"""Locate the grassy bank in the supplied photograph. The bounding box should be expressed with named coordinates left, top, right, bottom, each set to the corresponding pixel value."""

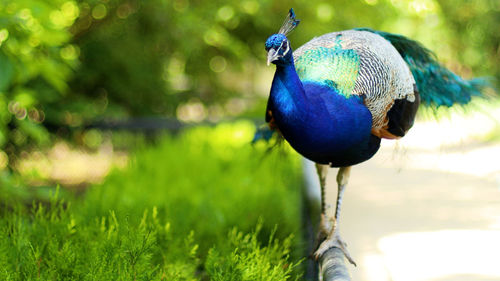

left=0, top=122, right=305, bottom=280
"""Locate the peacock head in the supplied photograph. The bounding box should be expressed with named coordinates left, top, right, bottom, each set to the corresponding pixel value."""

left=265, top=8, right=300, bottom=66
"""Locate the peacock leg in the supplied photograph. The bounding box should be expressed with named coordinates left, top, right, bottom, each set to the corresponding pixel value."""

left=315, top=163, right=331, bottom=245
left=314, top=166, right=356, bottom=266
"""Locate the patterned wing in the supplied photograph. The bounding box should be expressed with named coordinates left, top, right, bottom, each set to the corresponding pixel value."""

left=293, top=30, right=417, bottom=135
left=356, top=28, right=487, bottom=107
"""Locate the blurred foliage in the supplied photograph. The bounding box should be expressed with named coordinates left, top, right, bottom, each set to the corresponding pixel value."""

left=436, top=0, right=500, bottom=81
left=0, top=0, right=499, bottom=169
left=0, top=0, right=79, bottom=162
left=0, top=122, right=304, bottom=279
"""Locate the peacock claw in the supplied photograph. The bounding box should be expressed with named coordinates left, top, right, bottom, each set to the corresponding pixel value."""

left=313, top=230, right=357, bottom=266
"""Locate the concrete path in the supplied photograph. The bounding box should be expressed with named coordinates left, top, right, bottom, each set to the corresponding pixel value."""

left=305, top=116, right=500, bottom=281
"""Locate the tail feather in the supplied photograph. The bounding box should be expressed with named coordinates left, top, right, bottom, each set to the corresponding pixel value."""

left=355, top=28, right=488, bottom=107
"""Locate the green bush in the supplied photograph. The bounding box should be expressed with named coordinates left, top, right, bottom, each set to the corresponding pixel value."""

left=0, top=122, right=305, bottom=280
left=0, top=0, right=79, bottom=153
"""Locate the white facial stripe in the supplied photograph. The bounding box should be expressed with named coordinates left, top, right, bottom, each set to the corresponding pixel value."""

left=276, top=40, right=290, bottom=57
left=277, top=40, right=285, bottom=51
left=282, top=41, right=290, bottom=56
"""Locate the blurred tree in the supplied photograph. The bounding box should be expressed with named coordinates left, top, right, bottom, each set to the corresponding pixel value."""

left=0, top=0, right=79, bottom=166
left=435, top=0, right=500, bottom=83
left=68, top=0, right=276, bottom=119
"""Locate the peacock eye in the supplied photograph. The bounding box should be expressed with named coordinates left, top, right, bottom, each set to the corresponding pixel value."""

left=277, top=40, right=286, bottom=50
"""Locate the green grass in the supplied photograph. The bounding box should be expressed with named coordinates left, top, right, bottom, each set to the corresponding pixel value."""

left=0, top=121, right=305, bottom=280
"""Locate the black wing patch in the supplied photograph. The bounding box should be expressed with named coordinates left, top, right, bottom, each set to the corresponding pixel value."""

left=386, top=84, right=420, bottom=137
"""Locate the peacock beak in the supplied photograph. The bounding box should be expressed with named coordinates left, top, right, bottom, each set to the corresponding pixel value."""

left=267, top=49, right=280, bottom=66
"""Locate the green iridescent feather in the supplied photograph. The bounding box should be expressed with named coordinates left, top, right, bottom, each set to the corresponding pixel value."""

left=356, top=28, right=487, bottom=107
left=295, top=44, right=360, bottom=98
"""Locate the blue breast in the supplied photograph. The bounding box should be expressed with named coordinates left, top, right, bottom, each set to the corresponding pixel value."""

left=270, top=78, right=380, bottom=167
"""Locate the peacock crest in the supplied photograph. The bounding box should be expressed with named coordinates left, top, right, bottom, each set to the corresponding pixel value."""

left=278, top=8, right=300, bottom=36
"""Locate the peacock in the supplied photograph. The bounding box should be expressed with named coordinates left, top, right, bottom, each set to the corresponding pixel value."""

left=263, top=9, right=486, bottom=264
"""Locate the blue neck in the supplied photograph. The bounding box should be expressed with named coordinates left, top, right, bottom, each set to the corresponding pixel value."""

left=270, top=62, right=308, bottom=124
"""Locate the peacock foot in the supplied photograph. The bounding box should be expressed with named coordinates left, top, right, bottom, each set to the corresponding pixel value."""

left=313, top=228, right=357, bottom=266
